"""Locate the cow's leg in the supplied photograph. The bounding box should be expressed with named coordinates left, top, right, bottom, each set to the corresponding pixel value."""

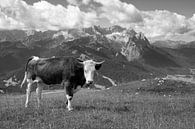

left=25, top=79, right=33, bottom=108
left=66, top=94, right=73, bottom=111
left=36, top=82, right=42, bottom=108
left=64, top=81, right=74, bottom=111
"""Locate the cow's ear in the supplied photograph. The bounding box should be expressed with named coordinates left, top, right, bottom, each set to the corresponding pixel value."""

left=76, top=58, right=84, bottom=64
left=95, top=61, right=104, bottom=70
left=95, top=64, right=102, bottom=70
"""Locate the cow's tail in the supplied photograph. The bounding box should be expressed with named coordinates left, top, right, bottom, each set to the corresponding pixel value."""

left=20, top=56, right=35, bottom=88
left=20, top=72, right=27, bottom=88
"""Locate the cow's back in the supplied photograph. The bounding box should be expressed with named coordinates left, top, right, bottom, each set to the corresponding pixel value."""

left=29, top=57, right=84, bottom=85
left=35, top=57, right=65, bottom=84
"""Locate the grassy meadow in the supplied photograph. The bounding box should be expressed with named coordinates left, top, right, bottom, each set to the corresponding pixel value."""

left=0, top=79, right=195, bottom=129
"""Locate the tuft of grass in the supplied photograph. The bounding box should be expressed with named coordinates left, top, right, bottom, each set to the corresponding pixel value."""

left=137, top=79, right=195, bottom=95
left=0, top=80, right=195, bottom=129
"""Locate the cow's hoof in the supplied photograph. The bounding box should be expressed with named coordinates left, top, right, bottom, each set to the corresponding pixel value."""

left=68, top=107, right=73, bottom=111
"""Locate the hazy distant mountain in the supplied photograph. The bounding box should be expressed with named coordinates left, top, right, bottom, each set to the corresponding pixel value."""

left=152, top=40, right=187, bottom=49
left=180, top=41, right=195, bottom=48
left=0, top=26, right=189, bottom=68
left=0, top=30, right=26, bottom=42
left=152, top=40, right=195, bottom=68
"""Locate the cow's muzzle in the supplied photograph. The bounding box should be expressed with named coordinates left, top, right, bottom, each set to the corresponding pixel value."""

left=84, top=81, right=93, bottom=88
left=86, top=80, right=93, bottom=85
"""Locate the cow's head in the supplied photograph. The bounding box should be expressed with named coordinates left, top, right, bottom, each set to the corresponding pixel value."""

left=77, top=59, right=104, bottom=85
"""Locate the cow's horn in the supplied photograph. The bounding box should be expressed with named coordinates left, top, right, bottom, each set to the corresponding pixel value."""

left=95, top=61, right=104, bottom=64
left=77, top=58, right=84, bottom=64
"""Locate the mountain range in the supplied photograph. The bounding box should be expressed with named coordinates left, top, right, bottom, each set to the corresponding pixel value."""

left=0, top=25, right=194, bottom=93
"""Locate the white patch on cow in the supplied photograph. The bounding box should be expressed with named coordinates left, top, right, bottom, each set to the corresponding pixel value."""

left=36, top=83, right=42, bottom=108
left=80, top=59, right=104, bottom=85
left=27, top=78, right=33, bottom=83
left=66, top=95, right=73, bottom=111
left=83, top=60, right=96, bottom=84
left=25, top=80, right=33, bottom=108
left=33, top=77, right=42, bottom=83
left=32, top=56, right=39, bottom=61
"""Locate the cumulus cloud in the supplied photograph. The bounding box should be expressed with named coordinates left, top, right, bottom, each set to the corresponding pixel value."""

left=0, top=0, right=26, bottom=30
left=92, top=0, right=195, bottom=41
left=67, top=0, right=91, bottom=6
left=0, top=0, right=195, bottom=41
left=66, top=0, right=79, bottom=6
left=82, top=0, right=91, bottom=5
left=189, top=14, right=195, bottom=29
left=0, top=0, right=97, bottom=31
left=190, top=14, right=195, bottom=21
left=94, top=0, right=142, bottom=26
left=0, top=10, right=25, bottom=30
left=133, top=10, right=195, bottom=41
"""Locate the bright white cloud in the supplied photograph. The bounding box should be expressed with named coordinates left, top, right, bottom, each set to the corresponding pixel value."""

left=0, top=10, right=25, bottom=30
left=0, top=0, right=26, bottom=30
left=94, top=0, right=142, bottom=26
left=66, top=0, right=79, bottom=5
left=0, top=0, right=195, bottom=41
left=92, top=0, right=195, bottom=41
left=189, top=14, right=195, bottom=29
left=133, top=10, right=195, bottom=41
left=82, top=0, right=91, bottom=5
left=0, top=0, right=97, bottom=31
left=190, top=14, right=195, bottom=21
left=66, top=0, right=91, bottom=6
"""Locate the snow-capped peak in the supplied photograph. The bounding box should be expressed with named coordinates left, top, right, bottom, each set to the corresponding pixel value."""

left=52, top=31, right=73, bottom=39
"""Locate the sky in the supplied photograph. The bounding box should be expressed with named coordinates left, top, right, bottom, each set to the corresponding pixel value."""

left=0, top=0, right=195, bottom=41
left=124, top=0, right=195, bottom=18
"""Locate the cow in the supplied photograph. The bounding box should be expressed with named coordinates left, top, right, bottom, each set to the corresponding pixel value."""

left=20, top=56, right=104, bottom=111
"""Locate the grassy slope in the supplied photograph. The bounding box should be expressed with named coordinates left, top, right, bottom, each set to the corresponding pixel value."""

left=0, top=80, right=195, bottom=129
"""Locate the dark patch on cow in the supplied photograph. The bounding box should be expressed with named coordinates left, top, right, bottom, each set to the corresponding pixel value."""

left=26, top=57, right=86, bottom=92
